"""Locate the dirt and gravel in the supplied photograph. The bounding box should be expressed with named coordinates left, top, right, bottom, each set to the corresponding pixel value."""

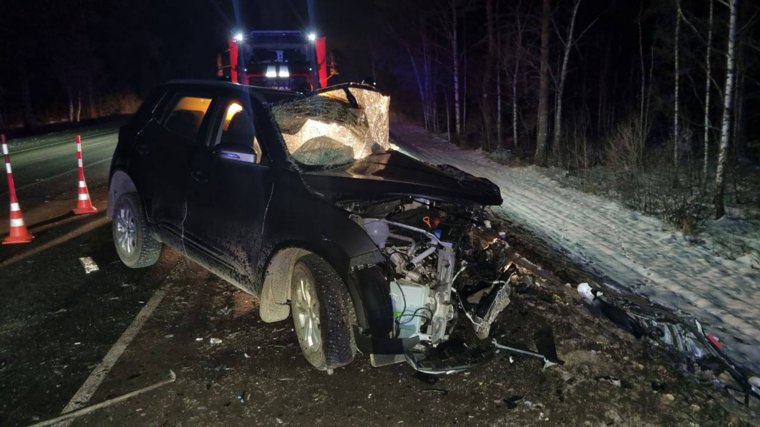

left=1, top=125, right=758, bottom=425
left=4, top=239, right=756, bottom=426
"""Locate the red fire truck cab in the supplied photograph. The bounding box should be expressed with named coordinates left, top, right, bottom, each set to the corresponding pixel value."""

left=217, top=30, right=329, bottom=92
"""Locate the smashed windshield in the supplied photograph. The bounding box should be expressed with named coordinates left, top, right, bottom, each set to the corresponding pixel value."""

left=271, top=86, right=390, bottom=168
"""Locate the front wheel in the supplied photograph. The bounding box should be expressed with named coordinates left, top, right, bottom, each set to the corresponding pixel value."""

left=291, top=254, right=356, bottom=371
left=112, top=193, right=162, bottom=268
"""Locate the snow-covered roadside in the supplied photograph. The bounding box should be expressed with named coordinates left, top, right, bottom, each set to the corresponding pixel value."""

left=391, top=120, right=760, bottom=372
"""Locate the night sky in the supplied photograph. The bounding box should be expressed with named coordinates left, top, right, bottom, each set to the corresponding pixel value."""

left=1, top=0, right=757, bottom=154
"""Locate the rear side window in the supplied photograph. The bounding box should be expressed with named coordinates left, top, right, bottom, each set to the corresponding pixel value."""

left=163, top=96, right=212, bottom=141
left=129, top=89, right=166, bottom=129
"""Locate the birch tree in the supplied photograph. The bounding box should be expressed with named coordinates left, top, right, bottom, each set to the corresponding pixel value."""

left=451, top=0, right=462, bottom=139
left=534, top=0, right=552, bottom=165
left=702, top=0, right=714, bottom=184
left=673, top=0, right=682, bottom=186
left=714, top=0, right=739, bottom=219
left=511, top=0, right=525, bottom=149
left=551, top=0, right=582, bottom=162
left=481, top=0, right=497, bottom=150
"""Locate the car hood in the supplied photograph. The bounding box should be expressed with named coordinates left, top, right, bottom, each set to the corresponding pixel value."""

left=300, top=151, right=503, bottom=206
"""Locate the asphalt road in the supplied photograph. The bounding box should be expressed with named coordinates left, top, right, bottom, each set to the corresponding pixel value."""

left=0, top=126, right=119, bottom=236
left=0, top=125, right=754, bottom=426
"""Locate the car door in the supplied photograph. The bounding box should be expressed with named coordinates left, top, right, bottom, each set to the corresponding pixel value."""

left=130, top=91, right=213, bottom=249
left=183, top=96, right=273, bottom=287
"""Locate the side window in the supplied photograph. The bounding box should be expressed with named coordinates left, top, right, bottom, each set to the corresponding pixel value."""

left=163, top=95, right=212, bottom=142
left=214, top=100, right=264, bottom=164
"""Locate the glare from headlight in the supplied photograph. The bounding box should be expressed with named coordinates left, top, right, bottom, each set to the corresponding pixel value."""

left=265, top=65, right=277, bottom=78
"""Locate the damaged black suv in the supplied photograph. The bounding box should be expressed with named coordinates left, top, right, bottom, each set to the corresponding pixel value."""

left=108, top=80, right=511, bottom=373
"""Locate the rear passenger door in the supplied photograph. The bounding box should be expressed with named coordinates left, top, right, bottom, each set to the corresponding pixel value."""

left=130, top=91, right=213, bottom=248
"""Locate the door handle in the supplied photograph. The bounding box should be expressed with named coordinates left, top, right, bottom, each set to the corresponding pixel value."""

left=191, top=170, right=208, bottom=184
left=135, top=144, right=150, bottom=155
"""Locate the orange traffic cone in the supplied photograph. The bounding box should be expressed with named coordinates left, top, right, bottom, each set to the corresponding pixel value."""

left=2, top=134, right=34, bottom=244
left=73, top=135, right=98, bottom=215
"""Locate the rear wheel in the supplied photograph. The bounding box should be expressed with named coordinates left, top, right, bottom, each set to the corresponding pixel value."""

left=112, top=193, right=162, bottom=268
left=291, top=254, right=356, bottom=371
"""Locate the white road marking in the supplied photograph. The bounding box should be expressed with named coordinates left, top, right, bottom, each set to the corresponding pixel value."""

left=59, top=268, right=179, bottom=421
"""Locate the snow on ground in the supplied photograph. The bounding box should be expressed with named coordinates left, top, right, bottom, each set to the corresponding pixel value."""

left=391, top=120, right=760, bottom=372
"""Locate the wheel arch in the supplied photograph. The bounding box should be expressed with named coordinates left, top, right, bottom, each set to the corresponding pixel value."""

left=108, top=169, right=137, bottom=219
left=258, top=239, right=353, bottom=323
left=257, top=238, right=394, bottom=349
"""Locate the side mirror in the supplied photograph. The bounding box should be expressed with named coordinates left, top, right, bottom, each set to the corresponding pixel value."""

left=214, top=143, right=257, bottom=164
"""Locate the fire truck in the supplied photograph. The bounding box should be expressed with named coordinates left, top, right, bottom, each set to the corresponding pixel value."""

left=216, top=30, right=330, bottom=92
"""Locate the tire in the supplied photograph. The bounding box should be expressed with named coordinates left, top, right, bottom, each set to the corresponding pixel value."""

left=290, top=254, right=356, bottom=371
left=112, top=193, right=162, bottom=268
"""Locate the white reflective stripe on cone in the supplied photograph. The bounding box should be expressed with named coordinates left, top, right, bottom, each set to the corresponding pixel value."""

left=78, top=159, right=83, bottom=167
left=10, top=218, right=25, bottom=227
left=78, top=194, right=90, bottom=201
left=76, top=144, right=82, bottom=152
left=5, top=163, right=11, bottom=174
left=10, top=202, right=20, bottom=212
left=1, top=144, right=8, bottom=155
left=79, top=181, right=87, bottom=188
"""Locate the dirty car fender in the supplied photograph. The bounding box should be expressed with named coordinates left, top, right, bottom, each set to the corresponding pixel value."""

left=256, top=171, right=393, bottom=341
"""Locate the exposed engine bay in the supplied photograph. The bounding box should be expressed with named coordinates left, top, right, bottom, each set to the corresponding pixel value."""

left=340, top=197, right=518, bottom=372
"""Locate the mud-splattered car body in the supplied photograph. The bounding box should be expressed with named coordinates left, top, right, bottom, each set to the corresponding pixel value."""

left=109, top=80, right=511, bottom=373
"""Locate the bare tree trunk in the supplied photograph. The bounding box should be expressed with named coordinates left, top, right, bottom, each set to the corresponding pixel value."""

left=702, top=0, right=714, bottom=185
left=714, top=0, right=738, bottom=219
left=463, top=39, right=468, bottom=136
left=512, top=2, right=523, bottom=150
left=451, top=0, right=461, bottom=139
left=496, top=47, right=502, bottom=149
left=638, top=18, right=645, bottom=139
left=445, top=91, right=451, bottom=142
left=67, top=87, right=74, bottom=123
left=673, top=0, right=682, bottom=186
left=76, top=90, right=82, bottom=123
left=636, top=17, right=649, bottom=171
left=481, top=0, right=496, bottom=150
left=732, top=39, right=745, bottom=159
left=512, top=55, right=520, bottom=149
left=534, top=0, right=551, bottom=165
left=551, top=0, right=582, bottom=164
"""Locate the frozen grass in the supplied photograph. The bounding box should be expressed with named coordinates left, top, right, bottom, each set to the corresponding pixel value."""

left=392, top=120, right=760, bottom=373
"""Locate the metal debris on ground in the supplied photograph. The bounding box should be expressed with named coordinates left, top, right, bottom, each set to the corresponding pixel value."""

left=78, top=257, right=99, bottom=274
left=491, top=339, right=563, bottom=370
left=29, top=370, right=176, bottom=427
left=577, top=282, right=760, bottom=405
left=209, top=338, right=223, bottom=345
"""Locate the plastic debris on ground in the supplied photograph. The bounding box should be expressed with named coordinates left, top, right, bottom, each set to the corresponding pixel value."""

left=78, top=257, right=99, bottom=274
left=577, top=282, right=760, bottom=405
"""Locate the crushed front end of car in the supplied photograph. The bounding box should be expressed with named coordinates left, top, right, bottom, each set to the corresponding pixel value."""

left=271, top=84, right=525, bottom=373
left=341, top=196, right=526, bottom=373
